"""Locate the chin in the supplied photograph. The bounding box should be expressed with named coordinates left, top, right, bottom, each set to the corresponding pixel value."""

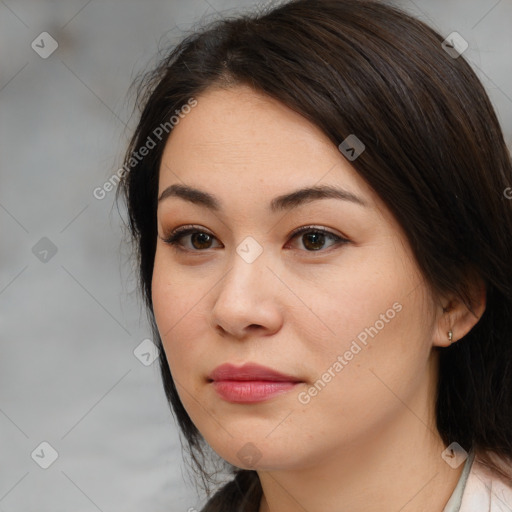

left=206, top=435, right=307, bottom=472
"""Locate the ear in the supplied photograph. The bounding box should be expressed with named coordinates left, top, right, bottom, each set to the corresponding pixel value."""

left=432, top=269, right=487, bottom=348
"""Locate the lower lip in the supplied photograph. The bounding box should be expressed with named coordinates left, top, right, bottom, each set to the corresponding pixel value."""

left=211, top=380, right=300, bottom=403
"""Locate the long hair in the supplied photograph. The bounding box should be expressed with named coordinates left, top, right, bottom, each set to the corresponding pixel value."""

left=116, top=1, right=512, bottom=509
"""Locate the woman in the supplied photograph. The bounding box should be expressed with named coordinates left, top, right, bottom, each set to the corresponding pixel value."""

left=116, top=0, right=512, bottom=510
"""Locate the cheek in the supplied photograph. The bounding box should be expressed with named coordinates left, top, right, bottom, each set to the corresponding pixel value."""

left=293, top=241, right=423, bottom=358
left=294, top=245, right=431, bottom=408
left=151, top=252, right=210, bottom=378
left=313, top=295, right=430, bottom=420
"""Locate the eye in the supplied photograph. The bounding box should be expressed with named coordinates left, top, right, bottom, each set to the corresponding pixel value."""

left=160, top=225, right=349, bottom=253
left=160, top=225, right=222, bottom=252
left=286, top=225, right=349, bottom=252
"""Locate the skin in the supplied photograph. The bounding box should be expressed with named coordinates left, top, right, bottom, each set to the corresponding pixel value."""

left=152, top=84, right=486, bottom=512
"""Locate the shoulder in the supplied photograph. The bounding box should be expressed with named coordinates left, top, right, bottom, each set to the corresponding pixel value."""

left=459, top=450, right=512, bottom=512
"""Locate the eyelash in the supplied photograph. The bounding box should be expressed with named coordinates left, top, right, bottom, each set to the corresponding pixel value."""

left=160, top=224, right=350, bottom=254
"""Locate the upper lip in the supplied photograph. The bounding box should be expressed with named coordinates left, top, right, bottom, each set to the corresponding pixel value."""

left=208, top=363, right=302, bottom=382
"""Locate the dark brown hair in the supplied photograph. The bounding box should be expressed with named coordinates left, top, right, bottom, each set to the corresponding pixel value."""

left=116, top=0, right=512, bottom=509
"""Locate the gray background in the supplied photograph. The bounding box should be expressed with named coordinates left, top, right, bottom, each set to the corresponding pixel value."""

left=0, top=0, right=510, bottom=511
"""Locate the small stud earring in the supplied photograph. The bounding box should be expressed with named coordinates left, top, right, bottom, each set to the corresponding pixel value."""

left=448, top=330, right=453, bottom=343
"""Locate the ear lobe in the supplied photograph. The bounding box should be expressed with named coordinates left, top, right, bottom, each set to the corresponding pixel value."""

left=432, top=272, right=487, bottom=348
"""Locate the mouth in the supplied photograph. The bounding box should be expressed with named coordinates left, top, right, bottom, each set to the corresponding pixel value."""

left=210, top=380, right=300, bottom=403
left=208, top=362, right=302, bottom=382
left=208, top=362, right=304, bottom=403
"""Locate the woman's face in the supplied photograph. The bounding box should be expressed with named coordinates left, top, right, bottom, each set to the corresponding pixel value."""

left=152, top=84, right=441, bottom=470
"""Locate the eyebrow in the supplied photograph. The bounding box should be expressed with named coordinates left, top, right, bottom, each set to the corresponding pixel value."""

left=158, top=183, right=368, bottom=212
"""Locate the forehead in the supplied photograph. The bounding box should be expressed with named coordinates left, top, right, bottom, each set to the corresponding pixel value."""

left=158, top=85, right=383, bottom=217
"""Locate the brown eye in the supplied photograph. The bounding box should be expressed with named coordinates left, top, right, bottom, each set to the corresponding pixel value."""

left=162, top=225, right=349, bottom=254
left=161, top=226, right=222, bottom=251
left=189, top=232, right=214, bottom=249
left=301, top=231, right=328, bottom=251
left=288, top=226, right=349, bottom=252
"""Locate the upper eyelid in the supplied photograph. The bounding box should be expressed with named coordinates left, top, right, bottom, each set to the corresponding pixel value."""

left=165, top=224, right=344, bottom=239
left=289, top=225, right=346, bottom=239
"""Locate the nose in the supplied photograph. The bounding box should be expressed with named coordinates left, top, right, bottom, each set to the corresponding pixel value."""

left=210, top=249, right=283, bottom=339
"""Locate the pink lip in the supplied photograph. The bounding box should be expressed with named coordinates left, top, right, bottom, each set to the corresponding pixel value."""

left=208, top=363, right=303, bottom=403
